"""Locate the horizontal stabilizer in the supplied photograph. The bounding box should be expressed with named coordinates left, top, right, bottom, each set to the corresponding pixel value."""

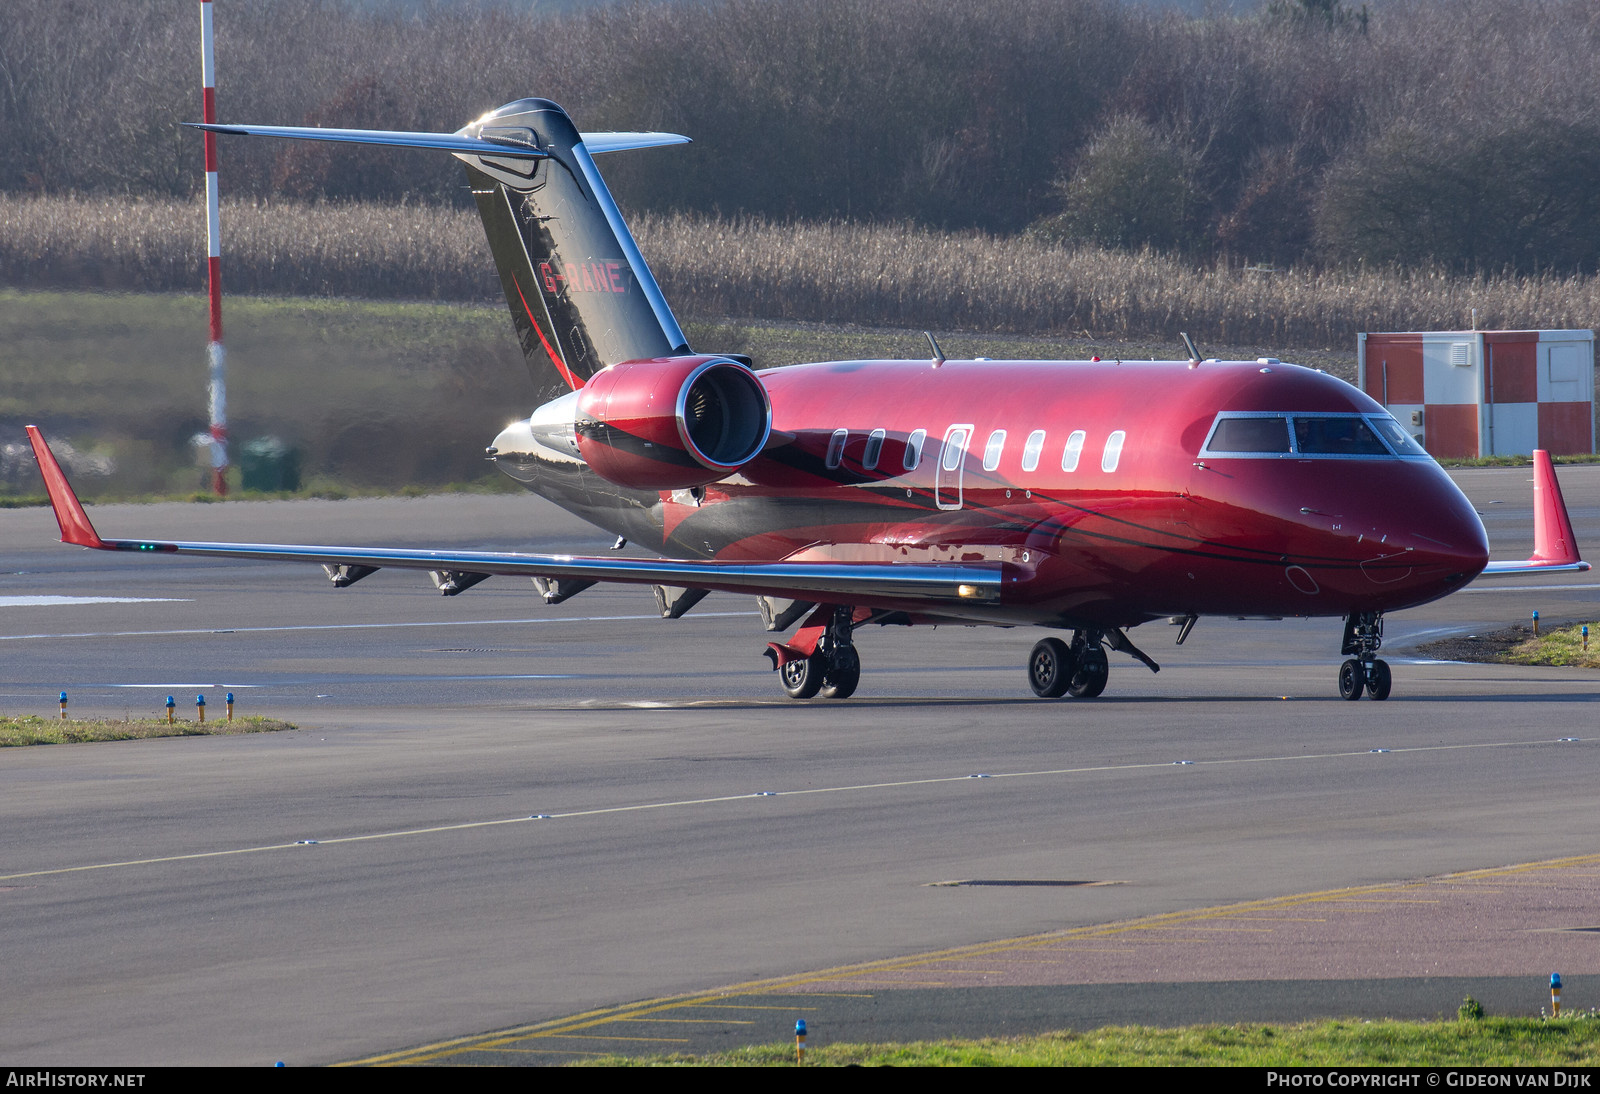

left=185, top=123, right=688, bottom=158
left=185, top=122, right=547, bottom=158
left=582, top=132, right=692, bottom=154
left=1479, top=450, right=1589, bottom=576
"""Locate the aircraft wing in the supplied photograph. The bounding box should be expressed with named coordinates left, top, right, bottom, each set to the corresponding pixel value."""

left=25, top=427, right=1002, bottom=609
left=1475, top=450, right=1589, bottom=577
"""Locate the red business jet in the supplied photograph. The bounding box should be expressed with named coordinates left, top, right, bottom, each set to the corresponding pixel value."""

left=27, top=99, right=1588, bottom=702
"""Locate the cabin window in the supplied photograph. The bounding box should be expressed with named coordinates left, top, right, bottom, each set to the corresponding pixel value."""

left=1101, top=430, right=1126, bottom=472
left=1022, top=430, right=1045, bottom=473
left=983, top=429, right=1006, bottom=471
left=903, top=429, right=927, bottom=471
left=825, top=429, right=848, bottom=469
left=1061, top=430, right=1086, bottom=472
left=863, top=429, right=886, bottom=470
left=941, top=432, right=965, bottom=472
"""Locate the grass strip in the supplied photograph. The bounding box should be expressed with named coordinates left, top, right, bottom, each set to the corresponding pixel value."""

left=0, top=715, right=297, bottom=747
left=1418, top=621, right=1600, bottom=669
left=1437, top=454, right=1600, bottom=468
left=1502, top=621, right=1600, bottom=669
left=575, top=1015, right=1600, bottom=1067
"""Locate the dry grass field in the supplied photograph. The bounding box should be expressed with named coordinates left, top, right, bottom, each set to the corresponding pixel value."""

left=4, top=192, right=1594, bottom=499
left=7, top=195, right=1600, bottom=349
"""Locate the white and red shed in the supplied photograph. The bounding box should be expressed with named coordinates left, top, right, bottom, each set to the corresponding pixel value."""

left=1356, top=330, right=1595, bottom=459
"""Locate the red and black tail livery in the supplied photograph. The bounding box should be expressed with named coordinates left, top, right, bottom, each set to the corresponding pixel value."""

left=458, top=99, right=691, bottom=401
left=189, top=100, right=693, bottom=402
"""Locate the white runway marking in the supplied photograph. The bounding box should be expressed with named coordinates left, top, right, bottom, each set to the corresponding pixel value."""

left=0, top=595, right=191, bottom=607
left=1461, top=583, right=1600, bottom=593
left=104, top=683, right=263, bottom=689
left=0, top=611, right=754, bottom=642
left=3, top=734, right=1589, bottom=884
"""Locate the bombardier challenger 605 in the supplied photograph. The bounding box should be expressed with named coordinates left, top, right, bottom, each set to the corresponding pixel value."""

left=29, top=99, right=1588, bottom=701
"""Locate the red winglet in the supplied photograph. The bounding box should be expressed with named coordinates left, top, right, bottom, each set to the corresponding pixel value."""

left=1530, top=449, right=1580, bottom=566
left=25, top=426, right=107, bottom=549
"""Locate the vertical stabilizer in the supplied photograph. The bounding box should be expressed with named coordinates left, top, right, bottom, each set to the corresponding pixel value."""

left=455, top=99, right=690, bottom=402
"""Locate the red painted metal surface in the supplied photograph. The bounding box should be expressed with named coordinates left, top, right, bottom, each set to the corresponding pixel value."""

left=26, top=426, right=106, bottom=549
left=704, top=358, right=1492, bottom=627
left=576, top=356, right=768, bottom=490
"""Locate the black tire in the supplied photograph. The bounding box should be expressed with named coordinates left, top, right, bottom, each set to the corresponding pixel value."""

left=1066, top=647, right=1109, bottom=698
left=1365, top=659, right=1392, bottom=701
left=780, top=654, right=822, bottom=699
left=820, top=647, right=861, bottom=699
left=1027, top=637, right=1074, bottom=698
left=1338, top=658, right=1366, bottom=701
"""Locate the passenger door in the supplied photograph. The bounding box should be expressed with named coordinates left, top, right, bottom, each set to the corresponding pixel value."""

left=936, top=424, right=972, bottom=511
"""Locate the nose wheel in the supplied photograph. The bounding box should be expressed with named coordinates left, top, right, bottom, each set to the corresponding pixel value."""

left=1337, top=612, right=1391, bottom=701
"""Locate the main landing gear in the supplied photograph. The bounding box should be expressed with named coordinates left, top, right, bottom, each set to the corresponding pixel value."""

left=1338, top=611, right=1391, bottom=701
left=770, top=605, right=862, bottom=700
left=1027, top=628, right=1156, bottom=699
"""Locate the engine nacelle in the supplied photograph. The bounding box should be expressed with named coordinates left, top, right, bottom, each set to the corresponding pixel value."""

left=574, top=356, right=771, bottom=490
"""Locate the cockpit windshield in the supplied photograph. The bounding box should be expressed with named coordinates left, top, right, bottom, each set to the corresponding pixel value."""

left=1365, top=415, right=1430, bottom=457
left=1201, top=412, right=1431, bottom=460
left=1292, top=417, right=1388, bottom=456
left=1207, top=416, right=1290, bottom=453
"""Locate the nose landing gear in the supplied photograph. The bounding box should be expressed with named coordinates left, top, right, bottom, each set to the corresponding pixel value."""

left=1338, top=611, right=1391, bottom=701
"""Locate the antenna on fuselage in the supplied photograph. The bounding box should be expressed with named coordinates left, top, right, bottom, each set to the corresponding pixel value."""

left=924, top=331, right=945, bottom=367
left=1180, top=332, right=1202, bottom=363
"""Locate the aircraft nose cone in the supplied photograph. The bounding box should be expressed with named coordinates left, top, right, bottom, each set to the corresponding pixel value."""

left=1406, top=498, right=1490, bottom=579
left=1352, top=466, right=1489, bottom=597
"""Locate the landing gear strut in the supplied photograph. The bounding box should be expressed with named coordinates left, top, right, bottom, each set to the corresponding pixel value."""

left=1338, top=611, right=1391, bottom=701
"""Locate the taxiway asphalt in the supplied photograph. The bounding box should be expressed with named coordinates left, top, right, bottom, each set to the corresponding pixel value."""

left=0, top=467, right=1595, bottom=1064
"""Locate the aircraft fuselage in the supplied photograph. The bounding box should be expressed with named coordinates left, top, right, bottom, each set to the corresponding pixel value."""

left=492, top=357, right=1490, bottom=630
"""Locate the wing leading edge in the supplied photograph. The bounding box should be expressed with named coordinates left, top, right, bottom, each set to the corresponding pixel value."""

left=24, top=426, right=1003, bottom=609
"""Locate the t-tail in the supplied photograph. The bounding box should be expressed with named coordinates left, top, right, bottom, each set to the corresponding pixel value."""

left=190, top=99, right=693, bottom=402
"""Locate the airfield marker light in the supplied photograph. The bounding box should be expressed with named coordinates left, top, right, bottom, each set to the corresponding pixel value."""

left=1583, top=625, right=1589, bottom=652
left=1551, top=973, right=1563, bottom=1016
left=795, top=1019, right=807, bottom=1063
left=226, top=692, right=235, bottom=722
left=165, top=696, right=176, bottom=723
left=196, top=694, right=206, bottom=723
left=1532, top=610, right=1540, bottom=637
left=59, top=691, right=68, bottom=720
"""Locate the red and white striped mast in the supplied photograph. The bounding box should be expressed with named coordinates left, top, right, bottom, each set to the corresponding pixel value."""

left=199, top=0, right=227, bottom=496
